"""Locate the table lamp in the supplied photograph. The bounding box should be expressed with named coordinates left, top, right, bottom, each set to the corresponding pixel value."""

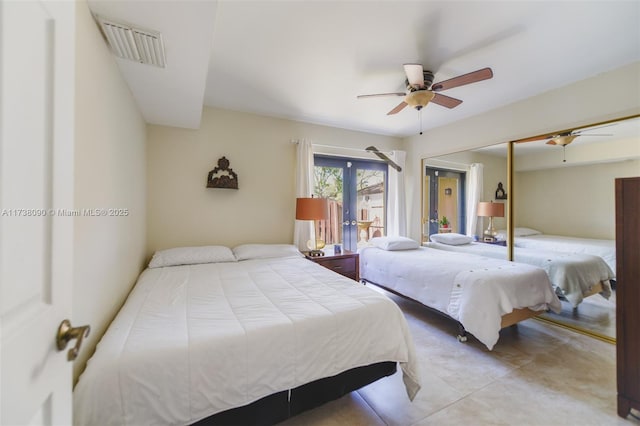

left=296, top=197, right=329, bottom=257
left=477, top=201, right=505, bottom=240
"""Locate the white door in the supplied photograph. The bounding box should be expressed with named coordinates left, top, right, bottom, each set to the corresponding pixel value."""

left=1, top=1, right=77, bottom=425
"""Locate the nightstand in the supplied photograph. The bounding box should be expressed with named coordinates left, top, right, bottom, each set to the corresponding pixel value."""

left=481, top=239, right=507, bottom=246
left=306, top=250, right=359, bottom=282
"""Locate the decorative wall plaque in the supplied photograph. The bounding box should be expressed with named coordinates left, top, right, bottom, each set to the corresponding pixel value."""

left=495, top=182, right=507, bottom=200
left=207, top=156, right=238, bottom=189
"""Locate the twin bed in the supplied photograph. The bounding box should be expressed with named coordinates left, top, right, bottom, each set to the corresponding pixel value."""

left=358, top=237, right=562, bottom=350
left=73, top=244, right=420, bottom=426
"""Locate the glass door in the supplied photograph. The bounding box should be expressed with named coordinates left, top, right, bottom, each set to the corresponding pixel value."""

left=314, top=156, right=387, bottom=251
left=423, top=167, right=466, bottom=240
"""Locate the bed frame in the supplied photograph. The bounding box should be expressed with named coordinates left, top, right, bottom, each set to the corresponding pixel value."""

left=362, top=279, right=542, bottom=343
left=553, top=281, right=604, bottom=309
left=580, top=281, right=604, bottom=300
left=192, top=361, right=396, bottom=425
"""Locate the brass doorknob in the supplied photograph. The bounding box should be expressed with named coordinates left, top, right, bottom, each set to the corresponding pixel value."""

left=56, top=319, right=90, bottom=361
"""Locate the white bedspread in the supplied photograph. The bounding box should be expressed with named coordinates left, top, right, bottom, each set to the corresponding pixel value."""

left=359, top=247, right=561, bottom=350
left=514, top=234, right=616, bottom=274
left=425, top=241, right=613, bottom=308
left=73, top=257, right=420, bottom=426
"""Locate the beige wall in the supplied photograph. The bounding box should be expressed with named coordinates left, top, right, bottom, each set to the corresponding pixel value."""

left=515, top=160, right=639, bottom=239
left=73, top=0, right=147, bottom=380
left=405, top=62, right=640, bottom=242
left=146, top=107, right=401, bottom=257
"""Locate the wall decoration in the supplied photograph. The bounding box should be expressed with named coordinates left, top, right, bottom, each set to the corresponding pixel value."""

left=207, top=156, right=238, bottom=189
left=495, top=182, right=507, bottom=200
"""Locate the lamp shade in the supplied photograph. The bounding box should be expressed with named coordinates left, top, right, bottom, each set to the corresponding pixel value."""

left=296, top=197, right=329, bottom=221
left=477, top=201, right=504, bottom=218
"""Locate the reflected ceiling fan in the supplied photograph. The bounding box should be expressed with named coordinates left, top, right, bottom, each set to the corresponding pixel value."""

left=518, top=123, right=615, bottom=162
left=518, top=124, right=615, bottom=146
left=357, top=64, right=493, bottom=116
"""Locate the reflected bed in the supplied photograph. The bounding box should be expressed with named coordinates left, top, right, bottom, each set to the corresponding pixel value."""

left=498, top=229, right=616, bottom=274
left=426, top=240, right=613, bottom=308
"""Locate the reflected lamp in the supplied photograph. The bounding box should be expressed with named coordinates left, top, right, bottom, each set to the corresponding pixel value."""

left=477, top=201, right=505, bottom=240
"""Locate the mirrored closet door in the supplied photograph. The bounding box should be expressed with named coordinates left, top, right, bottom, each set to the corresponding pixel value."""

left=422, top=114, right=640, bottom=342
left=511, top=115, right=640, bottom=341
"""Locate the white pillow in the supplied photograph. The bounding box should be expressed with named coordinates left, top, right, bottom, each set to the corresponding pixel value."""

left=497, top=227, right=542, bottom=239
left=429, top=233, right=473, bottom=246
left=233, top=244, right=303, bottom=261
left=369, top=236, right=420, bottom=251
left=148, top=245, right=236, bottom=268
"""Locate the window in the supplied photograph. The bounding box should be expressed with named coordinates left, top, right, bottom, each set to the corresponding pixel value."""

left=314, top=155, right=387, bottom=251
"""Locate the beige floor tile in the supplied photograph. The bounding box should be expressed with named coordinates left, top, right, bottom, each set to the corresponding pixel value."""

left=391, top=292, right=574, bottom=395
left=417, top=377, right=630, bottom=426
left=357, top=362, right=464, bottom=426
left=281, top=288, right=637, bottom=426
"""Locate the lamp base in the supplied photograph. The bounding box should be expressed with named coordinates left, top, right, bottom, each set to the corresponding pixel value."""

left=306, top=239, right=326, bottom=250
left=484, top=217, right=497, bottom=238
left=307, top=250, right=325, bottom=257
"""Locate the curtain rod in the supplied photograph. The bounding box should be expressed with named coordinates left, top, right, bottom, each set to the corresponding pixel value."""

left=425, top=158, right=471, bottom=168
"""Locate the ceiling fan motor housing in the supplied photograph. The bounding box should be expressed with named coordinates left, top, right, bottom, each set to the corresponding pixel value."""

left=406, top=70, right=435, bottom=91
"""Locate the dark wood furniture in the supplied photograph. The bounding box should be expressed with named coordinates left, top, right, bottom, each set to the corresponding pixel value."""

left=616, top=177, right=640, bottom=419
left=306, top=250, right=359, bottom=281
left=480, top=239, right=507, bottom=246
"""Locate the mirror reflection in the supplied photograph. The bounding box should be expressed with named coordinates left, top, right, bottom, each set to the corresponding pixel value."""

left=423, top=115, right=640, bottom=341
left=422, top=150, right=507, bottom=242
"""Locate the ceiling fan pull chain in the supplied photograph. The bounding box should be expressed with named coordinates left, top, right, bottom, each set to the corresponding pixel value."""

left=563, top=146, right=566, bottom=163
left=419, top=110, right=423, bottom=135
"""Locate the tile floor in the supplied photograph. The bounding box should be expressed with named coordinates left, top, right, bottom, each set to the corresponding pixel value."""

left=280, top=289, right=639, bottom=426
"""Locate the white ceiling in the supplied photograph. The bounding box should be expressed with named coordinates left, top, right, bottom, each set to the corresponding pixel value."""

left=88, top=1, right=640, bottom=137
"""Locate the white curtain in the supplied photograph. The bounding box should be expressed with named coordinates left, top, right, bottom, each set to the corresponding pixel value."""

left=294, top=139, right=314, bottom=250
left=387, top=150, right=407, bottom=237
left=465, top=163, right=484, bottom=238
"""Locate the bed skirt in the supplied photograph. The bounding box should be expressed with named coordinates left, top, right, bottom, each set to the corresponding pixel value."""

left=192, top=361, right=397, bottom=425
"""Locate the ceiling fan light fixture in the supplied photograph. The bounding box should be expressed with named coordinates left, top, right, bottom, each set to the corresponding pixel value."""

left=405, top=90, right=435, bottom=109
left=550, top=134, right=578, bottom=146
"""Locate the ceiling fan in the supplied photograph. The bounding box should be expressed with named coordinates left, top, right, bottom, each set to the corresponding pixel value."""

left=357, top=64, right=493, bottom=116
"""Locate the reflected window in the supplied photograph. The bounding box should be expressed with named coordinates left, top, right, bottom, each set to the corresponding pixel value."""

left=423, top=167, right=466, bottom=240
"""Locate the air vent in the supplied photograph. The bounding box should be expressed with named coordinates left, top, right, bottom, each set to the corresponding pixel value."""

left=95, top=15, right=166, bottom=68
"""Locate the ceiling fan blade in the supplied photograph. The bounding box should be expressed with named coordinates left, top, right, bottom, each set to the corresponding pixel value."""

left=387, top=101, right=408, bottom=115
left=431, top=93, right=463, bottom=109
left=357, top=92, right=405, bottom=99
left=431, top=67, right=493, bottom=92
left=403, top=63, right=425, bottom=89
